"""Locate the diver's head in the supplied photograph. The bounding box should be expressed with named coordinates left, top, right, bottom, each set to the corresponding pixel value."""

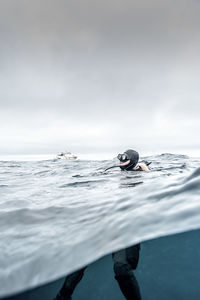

left=118, top=149, right=139, bottom=171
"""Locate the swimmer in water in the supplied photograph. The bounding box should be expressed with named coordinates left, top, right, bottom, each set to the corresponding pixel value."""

left=103, top=149, right=150, bottom=172
left=54, top=149, right=149, bottom=300
left=118, top=149, right=150, bottom=171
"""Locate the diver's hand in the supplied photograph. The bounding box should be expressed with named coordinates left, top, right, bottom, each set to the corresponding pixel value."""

left=97, top=169, right=105, bottom=173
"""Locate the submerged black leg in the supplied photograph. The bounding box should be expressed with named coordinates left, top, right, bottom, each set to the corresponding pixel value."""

left=55, top=267, right=87, bottom=300
left=114, top=262, right=141, bottom=300
left=112, top=245, right=141, bottom=300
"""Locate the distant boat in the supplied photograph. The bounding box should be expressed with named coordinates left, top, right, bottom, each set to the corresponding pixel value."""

left=56, top=151, right=77, bottom=160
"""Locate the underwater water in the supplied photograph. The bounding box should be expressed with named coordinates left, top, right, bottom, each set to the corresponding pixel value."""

left=0, top=153, right=200, bottom=298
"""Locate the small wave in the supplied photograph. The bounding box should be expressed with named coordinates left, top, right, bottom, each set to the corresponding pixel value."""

left=156, top=153, right=189, bottom=159
left=34, top=170, right=51, bottom=176
left=59, top=179, right=106, bottom=188
left=154, top=164, right=187, bottom=172
left=0, top=206, right=74, bottom=227
left=120, top=181, right=143, bottom=188
left=184, top=167, right=200, bottom=182
left=149, top=169, right=200, bottom=201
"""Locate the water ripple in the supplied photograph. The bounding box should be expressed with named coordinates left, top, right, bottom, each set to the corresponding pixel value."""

left=0, top=153, right=199, bottom=297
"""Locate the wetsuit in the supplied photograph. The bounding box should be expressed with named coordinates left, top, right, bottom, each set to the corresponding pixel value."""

left=55, top=244, right=141, bottom=300
left=113, top=244, right=141, bottom=300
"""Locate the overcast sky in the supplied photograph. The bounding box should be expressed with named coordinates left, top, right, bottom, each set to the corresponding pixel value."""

left=0, top=0, right=200, bottom=156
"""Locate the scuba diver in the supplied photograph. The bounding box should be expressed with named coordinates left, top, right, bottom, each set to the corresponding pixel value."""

left=54, top=150, right=150, bottom=300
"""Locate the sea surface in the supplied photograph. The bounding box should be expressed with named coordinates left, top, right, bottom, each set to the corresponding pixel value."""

left=0, top=153, right=200, bottom=298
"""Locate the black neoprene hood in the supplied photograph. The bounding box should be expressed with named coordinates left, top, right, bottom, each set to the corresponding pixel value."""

left=119, top=149, right=139, bottom=171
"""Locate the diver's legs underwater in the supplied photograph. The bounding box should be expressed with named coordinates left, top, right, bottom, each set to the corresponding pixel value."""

left=55, top=244, right=141, bottom=300
left=54, top=267, right=87, bottom=300
left=112, top=244, right=141, bottom=300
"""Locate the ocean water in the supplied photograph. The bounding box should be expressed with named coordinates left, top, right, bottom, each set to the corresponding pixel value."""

left=0, top=153, right=200, bottom=298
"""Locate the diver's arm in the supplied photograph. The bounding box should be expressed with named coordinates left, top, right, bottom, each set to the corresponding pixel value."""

left=136, top=163, right=149, bottom=171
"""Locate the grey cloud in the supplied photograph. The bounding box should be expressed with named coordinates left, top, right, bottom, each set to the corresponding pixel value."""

left=0, top=0, right=200, bottom=154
